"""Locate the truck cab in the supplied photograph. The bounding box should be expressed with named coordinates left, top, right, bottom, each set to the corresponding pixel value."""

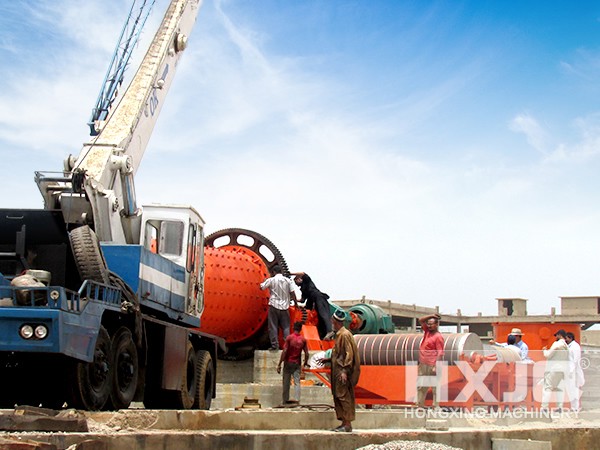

left=101, top=205, right=205, bottom=327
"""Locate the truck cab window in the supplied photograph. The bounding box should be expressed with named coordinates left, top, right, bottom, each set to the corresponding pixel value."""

left=186, top=224, right=196, bottom=272
left=145, top=222, right=158, bottom=254
left=159, top=221, right=184, bottom=256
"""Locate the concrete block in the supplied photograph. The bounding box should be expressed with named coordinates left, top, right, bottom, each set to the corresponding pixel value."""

left=0, top=412, right=88, bottom=432
left=253, top=350, right=282, bottom=384
left=216, top=358, right=254, bottom=384
left=213, top=383, right=332, bottom=410
left=492, top=438, right=551, bottom=450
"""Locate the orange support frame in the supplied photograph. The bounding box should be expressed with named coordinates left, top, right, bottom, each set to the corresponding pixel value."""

left=302, top=321, right=574, bottom=410
left=306, top=361, right=543, bottom=410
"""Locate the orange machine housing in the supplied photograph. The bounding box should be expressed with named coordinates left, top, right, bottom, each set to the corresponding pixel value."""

left=492, top=322, right=581, bottom=361
left=201, top=245, right=270, bottom=344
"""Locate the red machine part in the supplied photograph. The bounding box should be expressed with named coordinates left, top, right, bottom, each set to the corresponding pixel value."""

left=289, top=307, right=322, bottom=350
left=348, top=311, right=363, bottom=333
left=305, top=331, right=550, bottom=409
left=289, top=309, right=363, bottom=350
left=306, top=332, right=488, bottom=407
left=202, top=245, right=269, bottom=344
left=201, top=228, right=290, bottom=348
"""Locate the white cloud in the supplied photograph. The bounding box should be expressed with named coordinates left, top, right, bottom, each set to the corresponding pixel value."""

left=544, top=114, right=600, bottom=163
left=509, top=113, right=549, bottom=155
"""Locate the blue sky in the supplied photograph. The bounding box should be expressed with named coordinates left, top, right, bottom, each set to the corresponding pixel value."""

left=1, top=0, right=600, bottom=316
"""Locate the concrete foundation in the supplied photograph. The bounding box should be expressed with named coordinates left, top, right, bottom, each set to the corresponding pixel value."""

left=4, top=409, right=600, bottom=450
left=213, top=383, right=332, bottom=409
left=4, top=343, right=598, bottom=449
left=214, top=349, right=330, bottom=409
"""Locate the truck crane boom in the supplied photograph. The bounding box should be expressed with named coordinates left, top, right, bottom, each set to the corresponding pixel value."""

left=37, top=0, right=201, bottom=245
left=89, top=0, right=157, bottom=136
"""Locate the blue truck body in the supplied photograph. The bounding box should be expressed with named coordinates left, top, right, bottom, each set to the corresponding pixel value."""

left=0, top=208, right=219, bottom=410
left=0, top=277, right=121, bottom=362
left=102, top=244, right=198, bottom=328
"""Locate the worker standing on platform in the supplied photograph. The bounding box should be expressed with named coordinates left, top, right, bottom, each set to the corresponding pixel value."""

left=277, top=321, right=309, bottom=405
left=260, top=265, right=297, bottom=350
left=416, top=314, right=444, bottom=408
left=292, top=272, right=332, bottom=339
left=565, top=332, right=585, bottom=411
left=320, top=310, right=361, bottom=432
left=541, top=329, right=569, bottom=411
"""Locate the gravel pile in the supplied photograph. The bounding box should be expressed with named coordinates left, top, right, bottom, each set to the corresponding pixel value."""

left=357, top=441, right=463, bottom=450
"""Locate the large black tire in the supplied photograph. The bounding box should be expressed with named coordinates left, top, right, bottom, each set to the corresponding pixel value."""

left=174, top=341, right=197, bottom=410
left=108, top=327, right=138, bottom=410
left=194, top=350, right=214, bottom=410
left=69, top=225, right=109, bottom=284
left=68, top=326, right=113, bottom=411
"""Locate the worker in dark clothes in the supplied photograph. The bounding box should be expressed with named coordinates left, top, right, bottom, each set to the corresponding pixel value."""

left=319, top=309, right=361, bottom=432
left=292, top=272, right=332, bottom=339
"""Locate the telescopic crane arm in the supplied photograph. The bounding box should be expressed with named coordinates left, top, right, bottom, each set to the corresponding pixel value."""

left=37, top=0, right=201, bottom=245
left=88, top=0, right=158, bottom=137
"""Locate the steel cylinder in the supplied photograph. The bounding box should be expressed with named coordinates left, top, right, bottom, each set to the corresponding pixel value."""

left=200, top=245, right=270, bottom=344
left=355, top=333, right=483, bottom=366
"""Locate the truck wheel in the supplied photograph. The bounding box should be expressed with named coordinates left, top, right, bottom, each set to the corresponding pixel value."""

left=69, top=225, right=109, bottom=284
left=143, top=341, right=198, bottom=410
left=175, top=341, right=197, bottom=409
left=194, top=350, right=214, bottom=410
left=68, top=326, right=113, bottom=410
left=109, top=327, right=138, bottom=410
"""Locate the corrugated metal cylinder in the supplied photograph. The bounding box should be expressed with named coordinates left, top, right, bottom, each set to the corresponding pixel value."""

left=355, top=333, right=483, bottom=366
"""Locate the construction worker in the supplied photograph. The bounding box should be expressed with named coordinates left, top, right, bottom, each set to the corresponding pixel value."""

left=260, top=265, right=297, bottom=350
left=565, top=331, right=585, bottom=411
left=277, top=321, right=309, bottom=405
left=417, top=313, right=444, bottom=408
left=541, top=329, right=569, bottom=411
left=319, top=310, right=361, bottom=432
left=292, top=272, right=332, bottom=339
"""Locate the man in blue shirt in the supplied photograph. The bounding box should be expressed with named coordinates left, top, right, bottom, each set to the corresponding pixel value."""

left=511, top=328, right=530, bottom=361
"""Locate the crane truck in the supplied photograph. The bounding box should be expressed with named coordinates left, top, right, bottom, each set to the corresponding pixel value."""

left=0, top=0, right=233, bottom=411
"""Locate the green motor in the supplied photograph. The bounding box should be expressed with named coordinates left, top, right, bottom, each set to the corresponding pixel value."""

left=348, top=303, right=395, bottom=334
